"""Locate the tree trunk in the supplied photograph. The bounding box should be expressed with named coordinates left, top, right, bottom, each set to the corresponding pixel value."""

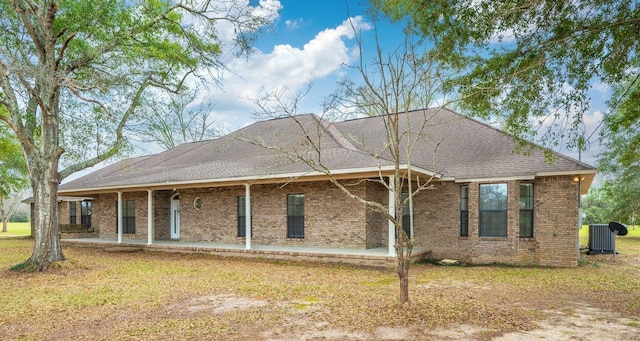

left=397, top=259, right=410, bottom=304
left=1, top=220, right=7, bottom=233
left=21, top=166, right=64, bottom=271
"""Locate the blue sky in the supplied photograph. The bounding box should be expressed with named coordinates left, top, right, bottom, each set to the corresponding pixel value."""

left=77, top=0, right=607, bottom=181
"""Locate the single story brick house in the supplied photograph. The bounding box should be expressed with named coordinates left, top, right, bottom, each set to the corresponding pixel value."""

left=57, top=108, right=596, bottom=267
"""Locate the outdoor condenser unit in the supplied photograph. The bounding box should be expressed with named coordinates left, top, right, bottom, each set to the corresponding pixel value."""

left=587, top=224, right=615, bottom=254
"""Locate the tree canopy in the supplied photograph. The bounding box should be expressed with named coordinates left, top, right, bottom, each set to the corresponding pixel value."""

left=376, top=0, right=639, bottom=160
left=0, top=0, right=274, bottom=270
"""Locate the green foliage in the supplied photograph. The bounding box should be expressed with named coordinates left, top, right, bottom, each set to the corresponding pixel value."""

left=0, top=0, right=268, bottom=178
left=600, top=75, right=640, bottom=170
left=582, top=184, right=614, bottom=225
left=0, top=126, right=28, bottom=198
left=9, top=212, right=29, bottom=223
left=376, top=0, right=640, bottom=158
left=583, top=172, right=640, bottom=225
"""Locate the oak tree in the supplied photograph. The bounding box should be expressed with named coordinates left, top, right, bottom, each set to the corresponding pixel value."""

left=376, top=0, right=639, bottom=159
left=0, top=0, right=273, bottom=271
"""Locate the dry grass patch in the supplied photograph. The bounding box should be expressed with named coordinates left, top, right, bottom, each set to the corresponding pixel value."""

left=1, top=237, right=640, bottom=340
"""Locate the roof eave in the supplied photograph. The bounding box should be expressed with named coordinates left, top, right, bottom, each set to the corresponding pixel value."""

left=452, top=169, right=597, bottom=195
left=59, top=164, right=440, bottom=195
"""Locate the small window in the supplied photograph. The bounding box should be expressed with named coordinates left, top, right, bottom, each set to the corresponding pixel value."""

left=460, top=186, right=469, bottom=237
left=115, top=200, right=136, bottom=234
left=520, top=183, right=534, bottom=238
left=237, top=196, right=253, bottom=237
left=287, top=194, right=304, bottom=238
left=69, top=202, right=77, bottom=225
left=479, top=183, right=507, bottom=237
left=81, top=201, right=92, bottom=227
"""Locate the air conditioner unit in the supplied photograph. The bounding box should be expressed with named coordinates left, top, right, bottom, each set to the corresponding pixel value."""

left=587, top=224, right=615, bottom=254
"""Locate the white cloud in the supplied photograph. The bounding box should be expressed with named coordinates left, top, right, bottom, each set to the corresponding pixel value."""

left=488, top=28, right=517, bottom=44
left=285, top=18, right=304, bottom=30
left=592, top=81, right=610, bottom=94
left=192, top=16, right=372, bottom=127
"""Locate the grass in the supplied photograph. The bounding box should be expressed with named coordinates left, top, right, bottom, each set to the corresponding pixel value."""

left=0, top=222, right=31, bottom=237
left=1, top=231, right=639, bottom=340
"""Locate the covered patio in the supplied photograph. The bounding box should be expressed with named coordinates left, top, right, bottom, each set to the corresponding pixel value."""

left=61, top=238, right=432, bottom=268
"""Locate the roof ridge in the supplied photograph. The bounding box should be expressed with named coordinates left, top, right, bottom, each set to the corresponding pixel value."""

left=315, top=115, right=359, bottom=151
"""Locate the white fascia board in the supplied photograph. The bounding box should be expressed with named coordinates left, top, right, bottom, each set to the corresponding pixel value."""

left=535, top=169, right=597, bottom=177
left=59, top=164, right=438, bottom=194
left=452, top=169, right=597, bottom=184
left=454, top=175, right=536, bottom=183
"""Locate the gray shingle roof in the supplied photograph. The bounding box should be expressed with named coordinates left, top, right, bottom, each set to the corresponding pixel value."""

left=59, top=107, right=595, bottom=193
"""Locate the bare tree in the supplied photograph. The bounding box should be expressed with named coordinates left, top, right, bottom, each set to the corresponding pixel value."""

left=249, top=23, right=458, bottom=304
left=127, top=88, right=223, bottom=151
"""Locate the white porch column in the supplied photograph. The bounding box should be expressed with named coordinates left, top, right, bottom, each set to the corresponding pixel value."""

left=388, top=175, right=396, bottom=257
left=147, top=190, right=154, bottom=245
left=117, top=191, right=123, bottom=244
left=245, top=183, right=252, bottom=250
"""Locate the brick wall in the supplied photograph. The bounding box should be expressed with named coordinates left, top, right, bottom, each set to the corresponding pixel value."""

left=173, top=182, right=370, bottom=248
left=91, top=181, right=377, bottom=249
left=94, top=192, right=151, bottom=240
left=365, top=181, right=388, bottom=248
left=153, top=190, right=172, bottom=240
left=414, top=176, right=579, bottom=267
left=85, top=175, right=579, bottom=267
left=59, top=202, right=70, bottom=225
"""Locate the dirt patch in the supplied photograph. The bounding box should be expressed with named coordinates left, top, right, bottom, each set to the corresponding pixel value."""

left=167, top=294, right=268, bottom=315
left=495, top=305, right=640, bottom=341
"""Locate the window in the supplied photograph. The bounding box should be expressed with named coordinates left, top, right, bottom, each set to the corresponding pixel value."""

left=237, top=196, right=253, bottom=237
left=287, top=194, right=304, bottom=238
left=81, top=201, right=92, bottom=227
left=115, top=200, right=136, bottom=234
left=69, top=202, right=77, bottom=225
left=460, top=186, right=469, bottom=237
left=520, top=183, right=534, bottom=238
left=401, top=192, right=412, bottom=239
left=479, top=183, right=507, bottom=237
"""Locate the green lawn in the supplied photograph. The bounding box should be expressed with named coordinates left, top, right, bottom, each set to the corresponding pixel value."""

left=0, top=222, right=31, bottom=237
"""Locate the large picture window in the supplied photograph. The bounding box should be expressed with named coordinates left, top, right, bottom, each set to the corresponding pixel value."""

left=115, top=200, right=136, bottom=234
left=520, top=183, right=534, bottom=238
left=237, top=196, right=253, bottom=237
left=460, top=186, right=469, bottom=237
left=69, top=202, right=77, bottom=225
left=479, top=183, right=507, bottom=237
left=287, top=194, right=305, bottom=238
